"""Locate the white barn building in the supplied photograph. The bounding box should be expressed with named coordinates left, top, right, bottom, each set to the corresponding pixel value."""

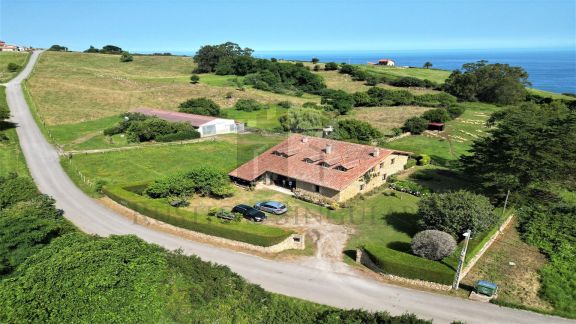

left=133, top=107, right=244, bottom=137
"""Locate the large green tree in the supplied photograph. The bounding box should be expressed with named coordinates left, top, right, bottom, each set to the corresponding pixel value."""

left=331, top=119, right=382, bottom=143
left=418, top=190, right=499, bottom=238
left=444, top=60, right=529, bottom=104
left=461, top=102, right=576, bottom=199
left=193, top=42, right=253, bottom=73
left=320, top=89, right=355, bottom=115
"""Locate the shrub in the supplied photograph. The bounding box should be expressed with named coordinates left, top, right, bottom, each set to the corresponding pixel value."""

left=365, top=76, right=380, bottom=86
left=190, top=74, right=200, bottom=84
left=391, top=77, right=436, bottom=88
left=418, top=190, right=498, bottom=238
left=352, top=91, right=374, bottom=107
left=125, top=118, right=198, bottom=143
left=403, top=117, right=428, bottom=134
left=331, top=119, right=382, bottom=143
left=324, top=62, right=339, bottom=71
left=119, top=51, right=133, bottom=62
left=278, top=107, right=329, bottom=132
left=415, top=154, right=431, bottom=166
left=103, top=112, right=150, bottom=136
left=144, top=167, right=234, bottom=199
left=320, top=89, right=355, bottom=115
left=235, top=99, right=265, bottom=112
left=404, top=159, right=417, bottom=169
left=311, top=58, right=319, bottom=64
left=391, top=127, right=403, bottom=137
left=447, top=105, right=466, bottom=118
left=6, top=63, right=21, bottom=72
left=155, top=130, right=200, bottom=142
left=179, top=97, right=221, bottom=116
left=411, top=230, right=457, bottom=260
left=277, top=101, right=293, bottom=109
left=339, top=64, right=356, bottom=75
left=313, top=65, right=320, bottom=72
left=0, top=174, right=39, bottom=209
left=422, top=108, right=451, bottom=123
left=388, top=180, right=430, bottom=197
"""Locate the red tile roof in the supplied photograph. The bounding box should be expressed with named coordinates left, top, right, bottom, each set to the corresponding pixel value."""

left=229, top=134, right=411, bottom=191
left=133, top=107, right=218, bottom=127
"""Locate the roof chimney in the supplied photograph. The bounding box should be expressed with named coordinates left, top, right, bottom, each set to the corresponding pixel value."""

left=372, top=148, right=380, bottom=157
left=325, top=144, right=333, bottom=154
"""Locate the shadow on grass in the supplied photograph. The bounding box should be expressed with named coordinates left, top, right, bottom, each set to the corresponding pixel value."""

left=386, top=241, right=411, bottom=252
left=0, top=121, right=16, bottom=132
left=409, top=168, right=472, bottom=192
left=382, top=212, right=419, bottom=237
left=343, top=249, right=357, bottom=261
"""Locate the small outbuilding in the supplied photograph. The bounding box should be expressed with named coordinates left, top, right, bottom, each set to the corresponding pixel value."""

left=427, top=122, right=445, bottom=131
left=133, top=107, right=244, bottom=137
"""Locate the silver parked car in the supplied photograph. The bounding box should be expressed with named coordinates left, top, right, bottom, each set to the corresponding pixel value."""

left=254, top=201, right=288, bottom=215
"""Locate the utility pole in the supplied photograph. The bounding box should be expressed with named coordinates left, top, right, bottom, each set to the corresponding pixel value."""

left=452, top=229, right=471, bottom=290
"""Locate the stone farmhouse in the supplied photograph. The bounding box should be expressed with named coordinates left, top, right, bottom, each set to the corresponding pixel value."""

left=229, top=134, right=410, bottom=202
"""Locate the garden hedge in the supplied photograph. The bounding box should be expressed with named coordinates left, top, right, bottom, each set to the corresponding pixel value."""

left=103, top=185, right=293, bottom=247
left=363, top=244, right=455, bottom=285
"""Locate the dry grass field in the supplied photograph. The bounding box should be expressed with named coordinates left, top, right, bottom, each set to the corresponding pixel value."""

left=27, top=52, right=317, bottom=125
left=342, top=105, right=432, bottom=134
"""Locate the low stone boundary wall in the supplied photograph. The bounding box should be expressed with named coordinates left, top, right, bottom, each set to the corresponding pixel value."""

left=105, top=197, right=305, bottom=254
left=356, top=248, right=452, bottom=291
left=461, top=214, right=514, bottom=279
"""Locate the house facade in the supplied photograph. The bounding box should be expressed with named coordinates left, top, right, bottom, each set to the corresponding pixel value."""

left=229, top=134, right=410, bottom=202
left=133, top=108, right=244, bottom=137
left=378, top=59, right=395, bottom=66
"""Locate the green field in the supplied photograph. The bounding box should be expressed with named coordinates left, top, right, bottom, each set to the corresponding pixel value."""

left=0, top=86, right=29, bottom=176
left=385, top=102, right=501, bottom=166
left=359, top=66, right=452, bottom=84
left=63, top=134, right=284, bottom=189
left=0, top=52, right=30, bottom=83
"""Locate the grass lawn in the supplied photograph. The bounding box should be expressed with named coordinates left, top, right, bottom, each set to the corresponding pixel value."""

left=224, top=105, right=288, bottom=130
left=62, top=134, right=284, bottom=189
left=527, top=88, right=576, bottom=101
left=385, top=102, right=501, bottom=167
left=358, top=66, right=451, bottom=84
left=0, top=52, right=30, bottom=83
left=27, top=51, right=316, bottom=125
left=343, top=106, right=432, bottom=135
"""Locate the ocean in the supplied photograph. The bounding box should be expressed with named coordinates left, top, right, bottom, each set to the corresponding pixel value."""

left=252, top=49, right=576, bottom=94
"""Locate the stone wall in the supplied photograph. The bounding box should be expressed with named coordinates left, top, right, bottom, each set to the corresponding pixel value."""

left=356, top=248, right=452, bottom=291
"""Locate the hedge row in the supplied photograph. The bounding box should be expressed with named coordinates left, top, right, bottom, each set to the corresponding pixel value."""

left=103, top=185, right=293, bottom=247
left=363, top=244, right=455, bottom=285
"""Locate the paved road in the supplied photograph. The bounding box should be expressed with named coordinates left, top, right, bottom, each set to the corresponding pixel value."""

left=5, top=51, right=572, bottom=324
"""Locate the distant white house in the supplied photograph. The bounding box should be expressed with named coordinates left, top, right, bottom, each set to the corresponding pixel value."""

left=378, top=59, right=395, bottom=66
left=133, top=107, right=244, bottom=137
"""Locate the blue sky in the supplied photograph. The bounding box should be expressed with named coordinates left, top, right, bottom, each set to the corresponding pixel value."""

left=1, top=0, right=574, bottom=52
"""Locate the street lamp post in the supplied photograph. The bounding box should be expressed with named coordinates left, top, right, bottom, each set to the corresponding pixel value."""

left=453, top=229, right=471, bottom=290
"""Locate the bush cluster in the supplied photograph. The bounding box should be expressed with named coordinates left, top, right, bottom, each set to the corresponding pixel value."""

left=390, top=76, right=437, bottom=88
left=353, top=87, right=457, bottom=108
left=144, top=166, right=234, bottom=199
left=234, top=98, right=266, bottom=112
left=103, top=113, right=200, bottom=143
left=6, top=63, right=21, bottom=72
left=324, top=62, right=339, bottom=71
left=278, top=107, right=328, bottom=132
left=330, top=119, right=382, bottom=143
left=179, top=97, right=221, bottom=116
left=388, top=180, right=430, bottom=197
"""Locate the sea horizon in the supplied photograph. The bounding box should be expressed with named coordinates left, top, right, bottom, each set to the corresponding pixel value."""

left=154, top=47, right=575, bottom=94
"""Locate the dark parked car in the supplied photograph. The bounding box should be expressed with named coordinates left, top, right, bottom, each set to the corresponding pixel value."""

left=232, top=204, right=266, bottom=222
left=254, top=201, right=288, bottom=215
